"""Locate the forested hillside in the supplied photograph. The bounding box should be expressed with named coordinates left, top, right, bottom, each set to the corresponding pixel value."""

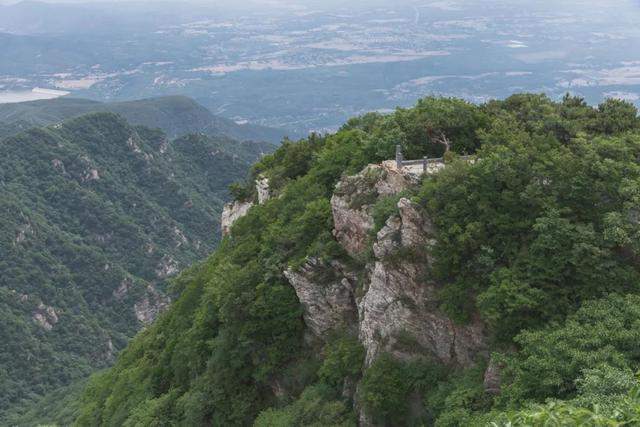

left=0, top=96, right=288, bottom=143
left=71, top=94, right=640, bottom=426
left=0, top=112, right=270, bottom=423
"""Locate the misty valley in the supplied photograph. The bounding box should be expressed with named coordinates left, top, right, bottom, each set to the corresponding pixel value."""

left=1, top=0, right=639, bottom=135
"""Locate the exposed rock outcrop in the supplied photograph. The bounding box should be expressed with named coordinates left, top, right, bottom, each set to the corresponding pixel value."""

left=483, top=357, right=503, bottom=395
left=359, top=197, right=486, bottom=366
left=221, top=200, right=253, bottom=236
left=113, top=277, right=133, bottom=300
left=83, top=168, right=100, bottom=182
left=113, top=277, right=170, bottom=325
left=155, top=255, right=179, bottom=279
left=221, top=175, right=272, bottom=236
left=14, top=222, right=34, bottom=245
left=106, top=338, right=115, bottom=360
left=286, top=161, right=487, bottom=371
left=32, top=302, right=60, bottom=331
left=284, top=258, right=358, bottom=339
left=126, top=136, right=143, bottom=154
left=52, top=158, right=66, bottom=174
left=331, top=162, right=418, bottom=257
left=134, top=285, right=170, bottom=325
left=256, top=175, right=271, bottom=204
left=172, top=226, right=188, bottom=247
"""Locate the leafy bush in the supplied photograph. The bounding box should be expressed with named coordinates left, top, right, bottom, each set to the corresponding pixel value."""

left=419, top=125, right=640, bottom=339
left=254, top=384, right=356, bottom=427
left=489, top=378, right=640, bottom=427
left=499, top=295, right=640, bottom=405
left=425, top=365, right=489, bottom=427
left=360, top=354, right=449, bottom=425
left=371, top=194, right=403, bottom=233
left=360, top=354, right=413, bottom=423
left=318, top=333, right=365, bottom=388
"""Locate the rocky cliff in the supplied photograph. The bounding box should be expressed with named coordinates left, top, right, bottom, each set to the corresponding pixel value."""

left=289, top=162, right=486, bottom=363
left=331, top=162, right=419, bottom=257
left=283, top=161, right=488, bottom=421
left=221, top=200, right=253, bottom=236
left=221, top=176, right=271, bottom=235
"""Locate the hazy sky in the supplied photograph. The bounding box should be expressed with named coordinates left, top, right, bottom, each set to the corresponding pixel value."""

left=0, top=0, right=318, bottom=3
left=1, top=0, right=375, bottom=5
left=0, top=0, right=404, bottom=11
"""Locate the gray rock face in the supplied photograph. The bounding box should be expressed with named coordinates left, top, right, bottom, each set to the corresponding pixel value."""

left=256, top=176, right=271, bottom=204
left=284, top=257, right=358, bottom=339
left=360, top=197, right=486, bottom=366
left=286, top=161, right=487, bottom=368
left=331, top=163, right=417, bottom=257
left=134, top=285, right=170, bottom=325
left=220, top=175, right=271, bottom=236
left=111, top=277, right=169, bottom=326
left=32, top=302, right=60, bottom=331
left=14, top=222, right=34, bottom=245
left=330, top=192, right=374, bottom=258
left=221, top=199, right=253, bottom=236
left=155, top=255, right=179, bottom=279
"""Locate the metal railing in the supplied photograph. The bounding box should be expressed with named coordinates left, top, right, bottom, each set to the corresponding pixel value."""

left=395, top=145, right=472, bottom=173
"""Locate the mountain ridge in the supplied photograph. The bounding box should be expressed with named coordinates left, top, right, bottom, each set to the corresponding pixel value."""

left=66, top=94, right=640, bottom=427
left=0, top=95, right=288, bottom=144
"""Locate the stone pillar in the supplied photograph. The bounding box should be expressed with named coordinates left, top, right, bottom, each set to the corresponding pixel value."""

left=395, top=145, right=403, bottom=170
left=423, top=156, right=428, bottom=174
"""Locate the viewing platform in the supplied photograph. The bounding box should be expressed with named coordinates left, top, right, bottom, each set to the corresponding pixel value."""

left=392, top=145, right=473, bottom=175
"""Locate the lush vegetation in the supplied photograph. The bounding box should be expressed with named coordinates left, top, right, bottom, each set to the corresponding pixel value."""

left=0, top=112, right=268, bottom=424
left=66, top=94, right=640, bottom=426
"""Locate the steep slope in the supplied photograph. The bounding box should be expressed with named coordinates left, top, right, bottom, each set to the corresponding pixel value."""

left=0, top=120, right=31, bottom=140
left=0, top=112, right=268, bottom=421
left=0, top=95, right=287, bottom=143
left=73, top=95, right=640, bottom=426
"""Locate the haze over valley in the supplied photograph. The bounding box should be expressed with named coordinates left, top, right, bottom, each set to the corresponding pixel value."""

left=1, top=0, right=639, bottom=133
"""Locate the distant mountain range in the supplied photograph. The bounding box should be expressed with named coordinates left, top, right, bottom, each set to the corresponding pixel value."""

left=0, top=95, right=288, bottom=144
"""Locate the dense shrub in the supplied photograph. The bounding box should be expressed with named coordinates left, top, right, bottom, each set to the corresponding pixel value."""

left=254, top=385, right=356, bottom=427
left=318, top=334, right=365, bottom=388
left=499, top=294, right=640, bottom=405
